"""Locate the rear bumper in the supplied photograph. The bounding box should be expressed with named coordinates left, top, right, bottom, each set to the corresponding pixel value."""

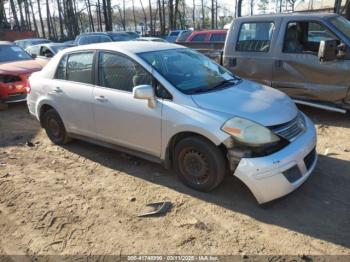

left=1, top=93, right=27, bottom=103
left=233, top=115, right=317, bottom=204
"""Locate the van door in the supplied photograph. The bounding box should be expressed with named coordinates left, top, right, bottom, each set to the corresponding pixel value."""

left=224, top=19, right=278, bottom=86
left=272, top=19, right=350, bottom=103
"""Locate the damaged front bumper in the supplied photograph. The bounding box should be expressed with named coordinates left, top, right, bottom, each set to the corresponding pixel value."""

left=230, top=115, right=317, bottom=204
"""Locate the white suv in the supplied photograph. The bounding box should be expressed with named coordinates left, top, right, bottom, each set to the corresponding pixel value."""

left=28, top=42, right=317, bottom=204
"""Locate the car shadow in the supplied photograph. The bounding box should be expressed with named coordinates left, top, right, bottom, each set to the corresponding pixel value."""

left=0, top=102, right=40, bottom=148
left=63, top=139, right=350, bottom=249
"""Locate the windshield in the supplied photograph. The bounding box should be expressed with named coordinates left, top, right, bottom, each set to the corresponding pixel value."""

left=329, top=16, right=350, bottom=40
left=0, top=45, right=32, bottom=63
left=139, top=48, right=240, bottom=94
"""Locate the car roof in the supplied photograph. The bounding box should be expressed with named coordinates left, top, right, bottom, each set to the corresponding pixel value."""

left=15, top=38, right=49, bottom=42
left=27, top=42, right=69, bottom=48
left=191, top=29, right=227, bottom=34
left=235, top=12, right=338, bottom=21
left=61, top=41, right=184, bottom=54
left=0, top=41, right=13, bottom=45
left=77, top=32, right=110, bottom=37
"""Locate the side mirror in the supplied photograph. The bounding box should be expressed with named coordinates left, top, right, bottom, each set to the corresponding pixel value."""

left=337, top=42, right=347, bottom=59
left=133, top=85, right=156, bottom=108
left=318, top=40, right=338, bottom=62
left=31, top=53, right=37, bottom=59
left=44, top=52, right=53, bottom=58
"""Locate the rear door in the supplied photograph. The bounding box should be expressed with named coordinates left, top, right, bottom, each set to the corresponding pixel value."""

left=272, top=18, right=350, bottom=103
left=223, top=18, right=280, bottom=86
left=49, top=51, right=96, bottom=137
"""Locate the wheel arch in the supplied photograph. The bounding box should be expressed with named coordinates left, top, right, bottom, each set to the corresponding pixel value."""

left=36, top=99, right=63, bottom=128
left=163, top=130, right=228, bottom=169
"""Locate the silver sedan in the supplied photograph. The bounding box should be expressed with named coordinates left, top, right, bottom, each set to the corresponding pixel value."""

left=27, top=42, right=317, bottom=204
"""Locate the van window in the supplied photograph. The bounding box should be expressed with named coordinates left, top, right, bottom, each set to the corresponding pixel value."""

left=66, top=52, right=94, bottom=84
left=283, top=21, right=338, bottom=54
left=210, top=33, right=226, bottom=42
left=236, top=22, right=274, bottom=52
left=98, top=52, right=152, bottom=92
left=191, top=33, right=206, bottom=42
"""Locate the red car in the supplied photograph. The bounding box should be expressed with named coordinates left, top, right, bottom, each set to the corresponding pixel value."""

left=186, top=29, right=227, bottom=42
left=0, top=41, right=46, bottom=103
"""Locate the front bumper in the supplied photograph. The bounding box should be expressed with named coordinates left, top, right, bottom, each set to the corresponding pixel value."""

left=233, top=115, right=317, bottom=204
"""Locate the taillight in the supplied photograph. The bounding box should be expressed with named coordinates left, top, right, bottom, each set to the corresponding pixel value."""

left=25, top=80, right=31, bottom=94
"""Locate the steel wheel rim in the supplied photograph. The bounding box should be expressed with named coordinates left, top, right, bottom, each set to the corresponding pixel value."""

left=179, top=148, right=210, bottom=185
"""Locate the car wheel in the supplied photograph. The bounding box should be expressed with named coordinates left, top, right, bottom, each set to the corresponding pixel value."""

left=174, top=136, right=226, bottom=191
left=43, top=109, right=71, bottom=145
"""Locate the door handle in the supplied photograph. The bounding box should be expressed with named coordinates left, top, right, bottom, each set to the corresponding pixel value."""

left=95, top=95, right=108, bottom=102
left=53, top=87, right=63, bottom=93
left=275, top=60, right=283, bottom=68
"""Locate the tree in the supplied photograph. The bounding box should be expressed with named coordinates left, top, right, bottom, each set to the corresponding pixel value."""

left=258, top=0, right=269, bottom=13
left=29, top=0, right=39, bottom=33
left=9, top=0, right=20, bottom=28
left=237, top=0, right=243, bottom=17
left=36, top=0, right=45, bottom=37
left=344, top=0, right=350, bottom=20
left=0, top=0, right=7, bottom=26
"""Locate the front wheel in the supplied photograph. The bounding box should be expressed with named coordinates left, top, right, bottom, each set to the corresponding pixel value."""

left=43, top=109, right=71, bottom=145
left=174, top=136, right=226, bottom=191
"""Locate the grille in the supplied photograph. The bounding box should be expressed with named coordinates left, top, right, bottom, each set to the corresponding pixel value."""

left=270, top=112, right=306, bottom=142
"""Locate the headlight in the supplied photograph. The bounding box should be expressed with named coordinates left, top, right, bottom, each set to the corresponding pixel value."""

left=221, top=117, right=280, bottom=146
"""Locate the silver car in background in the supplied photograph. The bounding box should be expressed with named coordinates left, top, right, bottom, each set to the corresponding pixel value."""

left=27, top=42, right=317, bottom=204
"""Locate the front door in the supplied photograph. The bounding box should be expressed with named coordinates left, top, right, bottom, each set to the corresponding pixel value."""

left=92, top=51, right=162, bottom=157
left=272, top=19, right=350, bottom=103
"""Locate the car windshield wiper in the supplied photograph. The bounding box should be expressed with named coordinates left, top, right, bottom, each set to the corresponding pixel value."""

left=190, top=79, right=239, bottom=94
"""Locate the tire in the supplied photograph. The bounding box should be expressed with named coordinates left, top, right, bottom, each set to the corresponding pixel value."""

left=174, top=136, right=226, bottom=191
left=42, top=109, right=71, bottom=145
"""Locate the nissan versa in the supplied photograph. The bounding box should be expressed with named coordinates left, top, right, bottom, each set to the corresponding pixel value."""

left=27, top=42, right=318, bottom=204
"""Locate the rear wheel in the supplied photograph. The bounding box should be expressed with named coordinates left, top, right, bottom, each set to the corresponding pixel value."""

left=43, top=109, right=71, bottom=145
left=174, top=136, right=226, bottom=191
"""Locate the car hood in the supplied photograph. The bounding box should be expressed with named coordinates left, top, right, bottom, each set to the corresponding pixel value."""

left=0, top=59, right=45, bottom=75
left=191, top=80, right=298, bottom=127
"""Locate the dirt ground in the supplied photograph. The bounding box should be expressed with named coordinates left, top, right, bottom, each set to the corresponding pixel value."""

left=0, top=102, right=350, bottom=257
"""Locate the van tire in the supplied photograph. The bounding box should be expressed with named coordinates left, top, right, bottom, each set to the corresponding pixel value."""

left=43, top=109, right=71, bottom=145
left=174, top=136, right=226, bottom=191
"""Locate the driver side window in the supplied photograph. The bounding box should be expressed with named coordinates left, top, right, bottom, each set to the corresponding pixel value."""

left=283, top=21, right=338, bottom=54
left=98, top=52, right=152, bottom=92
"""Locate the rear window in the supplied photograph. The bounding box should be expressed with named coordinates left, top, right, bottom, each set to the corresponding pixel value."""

left=78, top=35, right=112, bottom=45
left=210, top=33, right=226, bottom=42
left=110, top=33, right=132, bottom=41
left=0, top=45, right=32, bottom=63
left=236, top=22, right=275, bottom=52
left=170, top=31, right=180, bottom=36
left=191, top=33, right=206, bottom=42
